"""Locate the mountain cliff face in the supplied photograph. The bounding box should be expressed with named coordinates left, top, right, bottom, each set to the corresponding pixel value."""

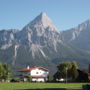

left=0, top=13, right=90, bottom=74
left=16, top=13, right=62, bottom=53
left=62, top=19, right=90, bottom=51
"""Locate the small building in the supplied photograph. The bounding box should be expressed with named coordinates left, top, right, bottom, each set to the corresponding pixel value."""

left=18, top=66, right=49, bottom=82
left=76, top=69, right=89, bottom=82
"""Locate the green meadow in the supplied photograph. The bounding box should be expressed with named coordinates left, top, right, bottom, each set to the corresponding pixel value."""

left=0, top=83, right=90, bottom=90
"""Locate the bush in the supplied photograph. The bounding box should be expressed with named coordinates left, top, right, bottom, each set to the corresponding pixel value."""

left=27, top=76, right=32, bottom=82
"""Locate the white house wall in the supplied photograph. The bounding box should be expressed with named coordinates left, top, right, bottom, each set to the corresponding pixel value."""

left=31, top=69, right=49, bottom=77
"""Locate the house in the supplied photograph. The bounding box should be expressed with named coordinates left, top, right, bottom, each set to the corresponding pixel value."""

left=76, top=69, right=89, bottom=82
left=18, top=66, right=49, bottom=82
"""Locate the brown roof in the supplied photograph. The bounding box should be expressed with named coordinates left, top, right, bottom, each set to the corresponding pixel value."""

left=18, top=67, right=49, bottom=72
left=79, top=69, right=89, bottom=73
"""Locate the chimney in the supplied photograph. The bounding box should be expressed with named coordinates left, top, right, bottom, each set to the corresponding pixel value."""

left=27, top=66, right=30, bottom=69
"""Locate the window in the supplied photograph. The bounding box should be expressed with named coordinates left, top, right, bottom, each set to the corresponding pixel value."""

left=36, top=72, right=39, bottom=74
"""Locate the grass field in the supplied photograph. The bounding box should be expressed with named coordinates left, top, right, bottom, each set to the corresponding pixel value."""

left=0, top=82, right=90, bottom=90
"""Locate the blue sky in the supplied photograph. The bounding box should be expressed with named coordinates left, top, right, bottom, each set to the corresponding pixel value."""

left=0, top=0, right=90, bottom=31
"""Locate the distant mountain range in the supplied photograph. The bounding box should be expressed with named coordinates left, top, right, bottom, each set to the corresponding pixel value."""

left=62, top=19, right=90, bottom=51
left=0, top=13, right=90, bottom=74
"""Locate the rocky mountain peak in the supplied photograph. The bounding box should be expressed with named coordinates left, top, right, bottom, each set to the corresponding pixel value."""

left=75, top=19, right=90, bottom=31
left=84, top=19, right=90, bottom=24
left=62, top=18, right=90, bottom=51
left=23, top=12, right=58, bottom=32
left=37, top=12, right=52, bottom=25
left=30, top=12, right=53, bottom=26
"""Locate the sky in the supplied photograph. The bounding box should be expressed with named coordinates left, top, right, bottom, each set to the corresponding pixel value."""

left=0, top=0, right=90, bottom=31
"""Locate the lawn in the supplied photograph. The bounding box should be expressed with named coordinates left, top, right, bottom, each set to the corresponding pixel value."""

left=0, top=82, right=90, bottom=90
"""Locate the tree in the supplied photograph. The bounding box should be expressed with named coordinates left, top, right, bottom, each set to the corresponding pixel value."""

left=0, top=62, right=11, bottom=81
left=88, top=63, right=90, bottom=73
left=70, top=61, right=78, bottom=80
left=57, top=61, right=72, bottom=78
left=71, top=61, right=78, bottom=69
left=54, top=61, right=79, bottom=81
left=27, top=76, right=32, bottom=82
left=2, top=63, right=11, bottom=80
left=0, top=62, right=3, bottom=81
left=47, top=74, right=53, bottom=82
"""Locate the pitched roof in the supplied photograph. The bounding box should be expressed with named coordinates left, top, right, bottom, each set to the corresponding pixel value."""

left=18, top=67, right=49, bottom=72
left=78, top=69, right=89, bottom=74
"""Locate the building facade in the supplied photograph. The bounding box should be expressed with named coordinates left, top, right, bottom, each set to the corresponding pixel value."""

left=18, top=66, right=49, bottom=82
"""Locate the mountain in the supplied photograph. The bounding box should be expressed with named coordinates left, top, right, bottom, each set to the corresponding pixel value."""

left=0, top=13, right=90, bottom=74
left=62, top=19, right=90, bottom=51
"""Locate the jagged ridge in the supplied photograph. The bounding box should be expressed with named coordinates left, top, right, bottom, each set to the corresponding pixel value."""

left=0, top=13, right=90, bottom=74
